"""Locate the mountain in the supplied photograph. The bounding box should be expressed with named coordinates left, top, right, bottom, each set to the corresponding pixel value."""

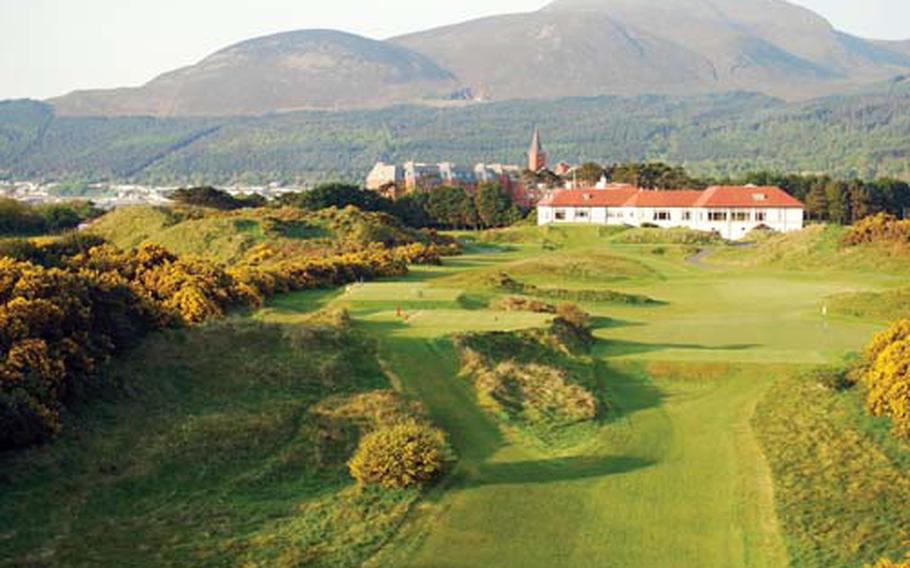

left=44, top=0, right=910, bottom=117
left=51, top=30, right=460, bottom=117
left=393, top=0, right=910, bottom=101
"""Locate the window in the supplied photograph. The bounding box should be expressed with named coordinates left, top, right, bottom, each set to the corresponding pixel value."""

left=576, top=209, right=590, bottom=219
left=555, top=209, right=566, bottom=221
left=653, top=210, right=671, bottom=221
left=755, top=211, right=766, bottom=222
left=708, top=211, right=728, bottom=222
left=732, top=211, right=750, bottom=222
left=682, top=211, right=692, bottom=221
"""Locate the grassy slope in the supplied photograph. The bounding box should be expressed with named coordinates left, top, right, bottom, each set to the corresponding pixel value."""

left=0, top=320, right=420, bottom=567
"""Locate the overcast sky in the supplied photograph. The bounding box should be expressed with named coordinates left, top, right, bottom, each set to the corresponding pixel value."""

left=1, top=0, right=908, bottom=101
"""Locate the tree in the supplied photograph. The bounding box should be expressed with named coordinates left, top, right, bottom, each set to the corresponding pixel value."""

left=427, top=186, right=478, bottom=229
left=825, top=181, right=851, bottom=225
left=475, top=183, right=516, bottom=229
left=575, top=162, right=606, bottom=185
left=804, top=184, right=830, bottom=221
left=170, top=186, right=246, bottom=210
left=281, top=183, right=387, bottom=212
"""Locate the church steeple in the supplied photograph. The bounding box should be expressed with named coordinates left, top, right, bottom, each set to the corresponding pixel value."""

left=528, top=127, right=547, bottom=172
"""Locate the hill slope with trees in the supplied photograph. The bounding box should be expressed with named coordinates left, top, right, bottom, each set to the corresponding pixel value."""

left=3, top=80, right=910, bottom=184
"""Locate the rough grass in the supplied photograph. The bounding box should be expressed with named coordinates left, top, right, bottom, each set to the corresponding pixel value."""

left=827, top=287, right=910, bottom=321
left=0, top=319, right=426, bottom=567
left=454, top=323, right=603, bottom=447
left=709, top=224, right=910, bottom=275
left=609, top=226, right=725, bottom=245
left=753, top=373, right=910, bottom=567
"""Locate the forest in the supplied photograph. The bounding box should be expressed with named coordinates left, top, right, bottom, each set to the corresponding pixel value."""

left=2, top=79, right=910, bottom=185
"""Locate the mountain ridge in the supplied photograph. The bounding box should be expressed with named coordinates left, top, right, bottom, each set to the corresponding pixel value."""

left=43, top=0, right=910, bottom=117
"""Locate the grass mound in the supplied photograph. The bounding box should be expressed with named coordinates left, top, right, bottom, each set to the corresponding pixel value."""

left=454, top=318, right=604, bottom=446
left=609, top=226, right=724, bottom=245
left=90, top=205, right=440, bottom=264
left=486, top=271, right=659, bottom=305
left=0, top=318, right=441, bottom=567
left=709, top=224, right=910, bottom=274
left=754, top=373, right=910, bottom=567
left=490, top=295, right=556, bottom=313
left=475, top=224, right=628, bottom=247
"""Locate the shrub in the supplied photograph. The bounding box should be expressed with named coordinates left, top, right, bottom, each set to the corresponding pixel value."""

left=490, top=295, right=556, bottom=313
left=348, top=420, right=452, bottom=489
left=862, top=336, right=910, bottom=439
left=807, top=366, right=854, bottom=392
left=843, top=213, right=910, bottom=246
left=555, top=302, right=590, bottom=328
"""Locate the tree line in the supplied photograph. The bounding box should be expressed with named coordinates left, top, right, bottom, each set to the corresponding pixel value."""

left=0, top=198, right=100, bottom=236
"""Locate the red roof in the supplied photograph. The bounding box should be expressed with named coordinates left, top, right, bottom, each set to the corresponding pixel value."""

left=538, top=188, right=639, bottom=207
left=539, top=185, right=804, bottom=209
left=694, top=186, right=804, bottom=208
left=623, top=190, right=704, bottom=208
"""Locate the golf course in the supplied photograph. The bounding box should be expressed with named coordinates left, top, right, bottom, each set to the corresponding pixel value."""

left=3, top=222, right=909, bottom=567
left=255, top=225, right=908, bottom=567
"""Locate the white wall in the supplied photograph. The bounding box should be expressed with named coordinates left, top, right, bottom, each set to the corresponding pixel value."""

left=538, top=205, right=805, bottom=240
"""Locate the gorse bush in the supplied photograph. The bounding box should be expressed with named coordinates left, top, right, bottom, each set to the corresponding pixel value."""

left=843, top=213, right=910, bottom=246
left=861, top=319, right=910, bottom=439
left=868, top=555, right=910, bottom=568
left=348, top=420, right=453, bottom=489
left=0, top=213, right=458, bottom=449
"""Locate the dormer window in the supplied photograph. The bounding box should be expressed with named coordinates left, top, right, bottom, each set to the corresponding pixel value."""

left=752, top=193, right=767, bottom=202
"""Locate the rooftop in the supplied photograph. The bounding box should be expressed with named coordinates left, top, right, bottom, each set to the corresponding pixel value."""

left=538, top=185, right=804, bottom=209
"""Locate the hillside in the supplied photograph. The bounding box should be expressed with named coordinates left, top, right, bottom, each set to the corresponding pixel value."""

left=4, top=80, right=910, bottom=184
left=51, top=30, right=460, bottom=117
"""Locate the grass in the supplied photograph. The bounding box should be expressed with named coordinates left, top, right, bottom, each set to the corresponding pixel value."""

left=826, top=286, right=910, bottom=322
left=3, top=223, right=910, bottom=567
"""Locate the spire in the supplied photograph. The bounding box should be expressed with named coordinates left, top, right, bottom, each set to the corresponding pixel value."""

left=528, top=127, right=547, bottom=172
left=530, top=127, right=543, bottom=155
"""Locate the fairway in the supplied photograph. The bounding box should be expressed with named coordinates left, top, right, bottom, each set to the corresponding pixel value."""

left=261, top=234, right=901, bottom=568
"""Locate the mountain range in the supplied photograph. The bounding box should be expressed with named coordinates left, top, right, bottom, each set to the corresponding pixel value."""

left=49, top=0, right=910, bottom=117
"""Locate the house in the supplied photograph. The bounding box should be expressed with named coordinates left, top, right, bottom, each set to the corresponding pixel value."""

left=537, top=185, right=805, bottom=240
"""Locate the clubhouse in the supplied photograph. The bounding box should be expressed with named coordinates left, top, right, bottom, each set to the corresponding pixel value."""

left=537, top=184, right=805, bottom=240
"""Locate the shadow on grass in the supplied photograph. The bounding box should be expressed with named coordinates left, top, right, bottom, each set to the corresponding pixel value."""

left=597, top=340, right=761, bottom=358
left=597, top=361, right=666, bottom=421
left=590, top=317, right=645, bottom=330
left=460, top=455, right=656, bottom=488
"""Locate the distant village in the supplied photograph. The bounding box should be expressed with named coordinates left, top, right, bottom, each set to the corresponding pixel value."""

left=366, top=128, right=806, bottom=240
left=0, top=180, right=301, bottom=209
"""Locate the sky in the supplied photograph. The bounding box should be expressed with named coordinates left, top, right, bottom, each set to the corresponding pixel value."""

left=1, top=0, right=908, bottom=101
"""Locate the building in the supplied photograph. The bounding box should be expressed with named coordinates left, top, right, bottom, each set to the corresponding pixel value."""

left=528, top=127, right=547, bottom=172
left=537, top=185, right=805, bottom=240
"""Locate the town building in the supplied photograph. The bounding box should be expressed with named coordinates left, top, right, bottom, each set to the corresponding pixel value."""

left=537, top=185, right=805, bottom=240
left=528, top=127, right=547, bottom=172
left=365, top=128, right=553, bottom=207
